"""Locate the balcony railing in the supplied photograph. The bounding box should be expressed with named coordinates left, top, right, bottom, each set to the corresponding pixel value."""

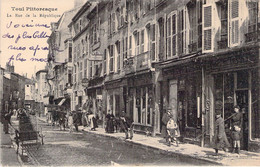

left=124, top=52, right=150, bottom=74
left=245, top=31, right=260, bottom=43
left=188, top=42, right=197, bottom=53
left=217, top=39, right=228, bottom=50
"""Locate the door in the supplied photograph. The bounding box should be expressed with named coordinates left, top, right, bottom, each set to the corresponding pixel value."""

left=236, top=90, right=249, bottom=150
left=178, top=91, right=186, bottom=135
left=169, top=80, right=178, bottom=122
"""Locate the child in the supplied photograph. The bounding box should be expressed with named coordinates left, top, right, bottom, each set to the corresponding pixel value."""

left=232, top=125, right=241, bottom=154
left=166, top=117, right=179, bottom=147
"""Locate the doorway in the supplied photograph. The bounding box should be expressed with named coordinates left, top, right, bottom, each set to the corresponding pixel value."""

left=236, top=90, right=249, bottom=150
left=178, top=91, right=186, bottom=135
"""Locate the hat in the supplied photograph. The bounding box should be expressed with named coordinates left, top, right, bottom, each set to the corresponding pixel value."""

left=234, top=105, right=240, bottom=110
left=215, top=110, right=222, bottom=116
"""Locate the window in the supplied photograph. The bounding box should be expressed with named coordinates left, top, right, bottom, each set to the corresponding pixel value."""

left=116, top=41, right=121, bottom=72
left=167, top=13, right=177, bottom=59
left=150, top=24, right=156, bottom=61
left=188, top=6, right=197, bottom=49
left=93, top=24, right=97, bottom=44
left=69, top=42, right=72, bottom=62
left=123, top=37, right=128, bottom=60
left=79, top=62, right=82, bottom=81
left=135, top=32, right=140, bottom=55
left=129, top=35, right=132, bottom=57
left=103, top=49, right=107, bottom=75
left=109, top=45, right=114, bottom=72
left=112, top=13, right=116, bottom=33
left=86, top=37, right=89, bottom=56
left=108, top=14, right=112, bottom=35
left=79, top=19, right=82, bottom=32
left=89, top=61, right=93, bottom=78
left=220, top=3, right=228, bottom=40
left=248, top=1, right=258, bottom=33
left=68, top=72, right=72, bottom=84
left=229, top=0, right=239, bottom=46
left=178, top=9, right=185, bottom=55
left=141, top=29, right=145, bottom=53
left=84, top=58, right=87, bottom=78
left=82, top=40, right=85, bottom=56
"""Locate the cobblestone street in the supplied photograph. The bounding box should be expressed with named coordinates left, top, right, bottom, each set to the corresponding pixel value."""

left=19, top=120, right=211, bottom=166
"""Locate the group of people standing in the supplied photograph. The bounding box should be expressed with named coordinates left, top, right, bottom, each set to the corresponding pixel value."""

left=105, top=111, right=134, bottom=140
left=214, top=105, right=244, bottom=155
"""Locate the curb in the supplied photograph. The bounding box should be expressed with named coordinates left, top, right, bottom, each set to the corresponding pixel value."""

left=81, top=129, right=223, bottom=166
left=37, top=117, right=223, bottom=165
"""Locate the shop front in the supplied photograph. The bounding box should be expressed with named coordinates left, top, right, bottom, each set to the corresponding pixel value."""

left=203, top=50, right=260, bottom=152
left=104, top=79, right=127, bottom=118
left=160, top=62, right=202, bottom=142
left=126, top=72, right=155, bottom=134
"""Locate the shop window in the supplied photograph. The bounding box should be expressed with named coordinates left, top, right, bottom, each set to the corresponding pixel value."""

left=141, top=87, right=146, bottom=124
left=136, top=88, right=141, bottom=123
left=187, top=83, right=197, bottom=128
left=237, top=70, right=248, bottom=89
left=251, top=70, right=260, bottom=139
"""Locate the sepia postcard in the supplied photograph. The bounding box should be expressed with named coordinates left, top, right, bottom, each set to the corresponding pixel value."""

left=1, top=0, right=260, bottom=166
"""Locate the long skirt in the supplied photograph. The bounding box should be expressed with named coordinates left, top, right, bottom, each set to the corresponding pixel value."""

left=106, top=119, right=114, bottom=133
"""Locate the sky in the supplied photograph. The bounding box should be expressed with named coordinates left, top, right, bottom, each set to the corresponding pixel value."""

left=0, top=0, right=76, bottom=78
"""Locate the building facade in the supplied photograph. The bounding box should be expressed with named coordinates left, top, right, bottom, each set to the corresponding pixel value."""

left=47, top=6, right=82, bottom=111
left=47, top=0, right=260, bottom=152
left=35, top=70, right=49, bottom=115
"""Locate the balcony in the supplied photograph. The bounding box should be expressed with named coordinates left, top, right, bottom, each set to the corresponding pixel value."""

left=188, top=42, right=197, bottom=53
left=124, top=57, right=135, bottom=74
left=124, top=52, right=150, bottom=74
left=217, top=39, right=228, bottom=50
left=245, top=31, right=260, bottom=43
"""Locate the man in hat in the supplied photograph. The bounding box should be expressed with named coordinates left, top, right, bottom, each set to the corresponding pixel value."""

left=214, top=110, right=230, bottom=155
left=230, top=105, right=243, bottom=154
left=162, top=108, right=172, bottom=142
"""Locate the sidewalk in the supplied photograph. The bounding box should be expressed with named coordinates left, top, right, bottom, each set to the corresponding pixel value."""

left=37, top=116, right=260, bottom=166
left=0, top=123, right=21, bottom=166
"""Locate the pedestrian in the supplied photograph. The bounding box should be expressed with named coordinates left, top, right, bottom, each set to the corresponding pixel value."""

left=73, top=111, right=80, bottom=132
left=88, top=112, right=97, bottom=131
left=230, top=105, right=243, bottom=154
left=161, top=108, right=171, bottom=142
left=68, top=112, right=73, bottom=133
left=106, top=112, right=115, bottom=133
left=119, top=111, right=133, bottom=140
left=3, top=110, right=13, bottom=134
left=214, top=111, right=230, bottom=155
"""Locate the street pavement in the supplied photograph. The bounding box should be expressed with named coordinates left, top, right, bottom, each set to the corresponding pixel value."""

left=0, top=122, right=21, bottom=166
left=11, top=117, right=210, bottom=166
left=8, top=115, right=260, bottom=166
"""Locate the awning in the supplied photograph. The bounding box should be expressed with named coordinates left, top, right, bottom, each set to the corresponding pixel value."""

left=58, top=98, right=66, bottom=106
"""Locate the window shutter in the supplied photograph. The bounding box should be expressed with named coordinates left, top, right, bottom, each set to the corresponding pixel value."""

left=202, top=4, right=213, bottom=53
left=229, top=0, right=239, bottom=47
